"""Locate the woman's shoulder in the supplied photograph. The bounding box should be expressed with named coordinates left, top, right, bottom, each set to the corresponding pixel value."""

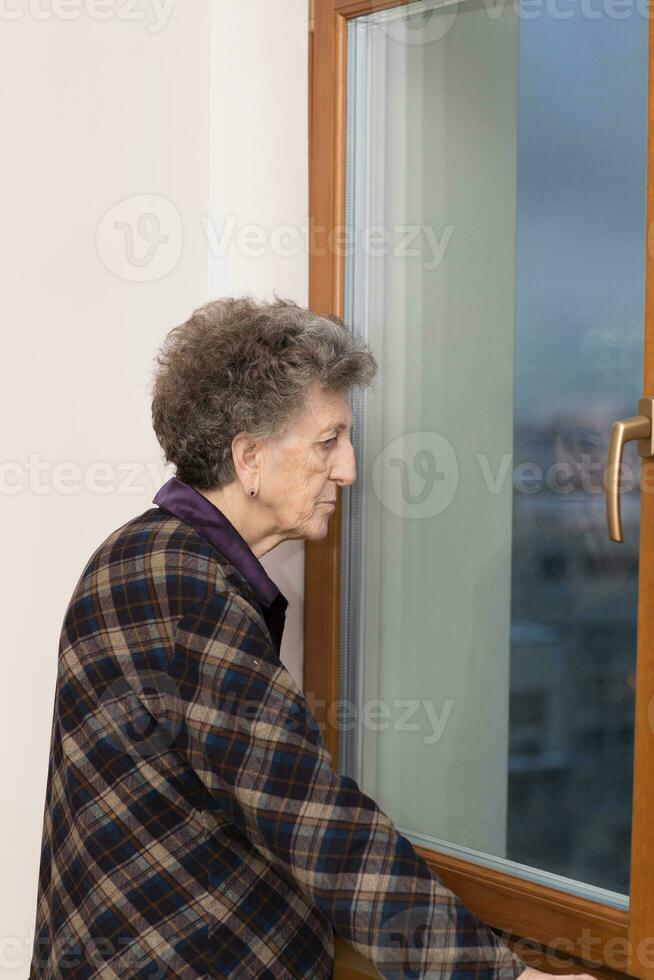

left=69, top=505, right=256, bottom=624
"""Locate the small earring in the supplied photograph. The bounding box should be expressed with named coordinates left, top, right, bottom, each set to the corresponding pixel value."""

left=248, top=488, right=256, bottom=497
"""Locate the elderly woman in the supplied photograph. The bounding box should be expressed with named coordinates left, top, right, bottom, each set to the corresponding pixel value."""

left=28, top=297, right=589, bottom=980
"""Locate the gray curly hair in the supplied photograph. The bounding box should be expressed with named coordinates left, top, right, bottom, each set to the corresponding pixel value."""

left=150, top=294, right=378, bottom=490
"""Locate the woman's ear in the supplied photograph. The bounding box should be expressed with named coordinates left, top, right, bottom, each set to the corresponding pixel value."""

left=231, top=431, right=261, bottom=492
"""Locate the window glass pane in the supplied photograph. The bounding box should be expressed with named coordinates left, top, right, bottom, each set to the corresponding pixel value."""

left=341, top=0, right=647, bottom=902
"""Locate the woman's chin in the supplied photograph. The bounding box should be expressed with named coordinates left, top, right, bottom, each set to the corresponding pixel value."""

left=305, top=513, right=333, bottom=539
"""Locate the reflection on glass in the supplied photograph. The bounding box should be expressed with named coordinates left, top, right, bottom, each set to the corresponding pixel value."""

left=342, top=0, right=646, bottom=901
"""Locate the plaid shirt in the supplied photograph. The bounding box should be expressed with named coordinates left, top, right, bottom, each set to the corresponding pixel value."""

left=29, top=477, right=527, bottom=980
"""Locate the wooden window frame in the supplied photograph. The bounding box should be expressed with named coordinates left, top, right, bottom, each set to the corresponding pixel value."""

left=305, top=1, right=654, bottom=977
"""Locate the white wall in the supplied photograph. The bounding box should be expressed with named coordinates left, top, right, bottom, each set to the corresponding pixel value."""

left=0, top=1, right=307, bottom=973
left=208, top=0, right=309, bottom=688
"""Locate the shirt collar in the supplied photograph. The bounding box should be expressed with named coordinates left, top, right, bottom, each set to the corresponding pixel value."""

left=152, top=476, right=287, bottom=612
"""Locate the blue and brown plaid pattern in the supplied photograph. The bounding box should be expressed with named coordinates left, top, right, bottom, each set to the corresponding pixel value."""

left=29, top=503, right=527, bottom=979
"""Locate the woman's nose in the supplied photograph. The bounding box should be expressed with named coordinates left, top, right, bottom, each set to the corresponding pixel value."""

left=332, top=440, right=356, bottom=487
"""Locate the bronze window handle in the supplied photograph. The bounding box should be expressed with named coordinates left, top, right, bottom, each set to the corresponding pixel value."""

left=606, top=396, right=654, bottom=542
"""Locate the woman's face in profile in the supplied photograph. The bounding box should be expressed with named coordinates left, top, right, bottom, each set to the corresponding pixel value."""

left=263, top=383, right=356, bottom=542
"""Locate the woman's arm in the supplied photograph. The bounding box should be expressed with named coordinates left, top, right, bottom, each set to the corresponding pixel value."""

left=168, top=588, right=526, bottom=980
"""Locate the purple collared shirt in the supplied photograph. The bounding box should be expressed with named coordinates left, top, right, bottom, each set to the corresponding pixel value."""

left=152, top=476, right=288, bottom=657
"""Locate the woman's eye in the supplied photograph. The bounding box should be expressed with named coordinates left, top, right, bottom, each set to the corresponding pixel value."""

left=322, top=437, right=337, bottom=447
